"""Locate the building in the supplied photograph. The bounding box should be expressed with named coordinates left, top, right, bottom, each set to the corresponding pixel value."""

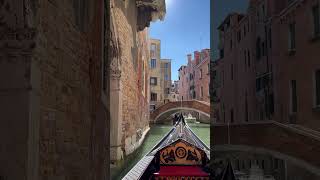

left=161, top=58, right=172, bottom=102
left=0, top=0, right=166, bottom=179
left=194, top=49, right=211, bottom=102
left=178, top=65, right=188, bottom=101
left=212, top=0, right=320, bottom=130
left=149, top=39, right=172, bottom=110
left=0, top=0, right=108, bottom=179
left=212, top=12, right=256, bottom=123
left=172, top=80, right=179, bottom=93
left=178, top=49, right=211, bottom=103
left=109, top=0, right=165, bottom=165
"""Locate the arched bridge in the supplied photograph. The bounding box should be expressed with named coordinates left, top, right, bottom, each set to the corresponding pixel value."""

left=213, top=121, right=320, bottom=176
left=150, top=100, right=210, bottom=123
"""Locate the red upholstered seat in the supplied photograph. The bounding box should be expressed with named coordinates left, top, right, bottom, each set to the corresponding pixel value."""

left=153, top=166, right=209, bottom=177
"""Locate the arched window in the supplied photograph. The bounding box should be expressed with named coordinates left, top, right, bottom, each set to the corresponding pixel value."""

left=256, top=37, right=261, bottom=60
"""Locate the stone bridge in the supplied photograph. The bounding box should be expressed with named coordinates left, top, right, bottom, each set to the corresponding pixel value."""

left=213, top=121, right=320, bottom=176
left=150, top=100, right=210, bottom=123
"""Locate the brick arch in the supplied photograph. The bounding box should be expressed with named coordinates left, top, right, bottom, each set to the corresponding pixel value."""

left=214, top=144, right=320, bottom=177
left=150, top=100, right=210, bottom=122
left=213, top=121, right=320, bottom=175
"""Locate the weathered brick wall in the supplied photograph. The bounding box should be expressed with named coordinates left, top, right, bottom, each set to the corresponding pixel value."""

left=0, top=0, right=108, bottom=180
left=112, top=0, right=150, bottom=155
left=35, top=1, right=108, bottom=179
left=0, top=1, right=39, bottom=180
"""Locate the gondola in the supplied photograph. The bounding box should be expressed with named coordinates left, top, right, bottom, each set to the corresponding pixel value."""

left=122, top=114, right=211, bottom=180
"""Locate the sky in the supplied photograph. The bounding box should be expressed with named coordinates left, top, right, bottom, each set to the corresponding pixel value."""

left=149, top=0, right=248, bottom=81
left=150, top=0, right=210, bottom=81
left=212, top=0, right=249, bottom=59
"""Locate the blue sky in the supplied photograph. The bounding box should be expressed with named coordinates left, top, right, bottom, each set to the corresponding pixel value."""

left=212, top=0, right=249, bottom=59
left=149, top=0, right=249, bottom=81
left=150, top=0, right=210, bottom=81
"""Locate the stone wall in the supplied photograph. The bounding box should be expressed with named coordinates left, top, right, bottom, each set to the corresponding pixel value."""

left=110, top=0, right=164, bottom=161
left=0, top=0, right=109, bottom=179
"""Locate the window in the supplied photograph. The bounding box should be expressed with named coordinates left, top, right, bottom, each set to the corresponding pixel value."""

left=256, top=37, right=261, bottom=60
left=237, top=30, right=241, bottom=42
left=290, top=80, right=297, bottom=113
left=165, top=74, right=169, bottom=81
left=222, top=104, right=225, bottom=122
left=222, top=70, right=225, bottom=85
left=200, top=69, right=203, bottom=79
left=220, top=48, right=224, bottom=59
left=151, top=93, right=157, bottom=101
left=150, top=59, right=156, bottom=68
left=316, top=70, right=320, bottom=107
left=201, top=86, right=204, bottom=97
left=150, top=77, right=157, bottom=85
left=166, top=88, right=170, bottom=94
left=212, top=70, right=217, bottom=80
left=231, top=64, right=234, bottom=80
left=207, top=63, right=210, bottom=74
left=230, top=109, right=234, bottom=123
left=245, top=93, right=249, bottom=122
left=248, top=50, right=251, bottom=67
left=151, top=44, right=156, bottom=57
left=230, top=39, right=233, bottom=50
left=244, top=50, right=247, bottom=66
left=288, top=23, right=296, bottom=50
left=256, top=78, right=262, bottom=92
left=150, top=105, right=156, bottom=111
left=312, top=4, right=320, bottom=36
left=262, top=42, right=265, bottom=56
left=269, top=28, right=272, bottom=48
left=164, top=63, right=169, bottom=68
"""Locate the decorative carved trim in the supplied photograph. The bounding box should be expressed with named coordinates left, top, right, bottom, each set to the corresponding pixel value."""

left=0, top=27, right=36, bottom=56
left=109, top=4, right=121, bottom=79
left=136, top=0, right=166, bottom=31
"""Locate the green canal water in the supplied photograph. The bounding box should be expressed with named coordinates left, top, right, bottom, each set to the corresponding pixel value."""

left=111, top=123, right=210, bottom=180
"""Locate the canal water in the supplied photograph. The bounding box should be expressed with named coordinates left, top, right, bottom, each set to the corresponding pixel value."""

left=111, top=123, right=210, bottom=180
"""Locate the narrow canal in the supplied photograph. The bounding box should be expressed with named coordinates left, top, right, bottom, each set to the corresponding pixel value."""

left=111, top=123, right=210, bottom=180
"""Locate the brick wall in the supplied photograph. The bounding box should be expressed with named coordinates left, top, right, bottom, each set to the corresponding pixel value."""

left=111, top=0, right=151, bottom=157
left=0, top=0, right=108, bottom=179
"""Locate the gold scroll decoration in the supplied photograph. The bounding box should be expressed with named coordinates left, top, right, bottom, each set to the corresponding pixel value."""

left=159, top=140, right=203, bottom=165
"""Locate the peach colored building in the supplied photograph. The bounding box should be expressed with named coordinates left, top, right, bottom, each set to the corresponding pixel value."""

left=178, top=49, right=210, bottom=103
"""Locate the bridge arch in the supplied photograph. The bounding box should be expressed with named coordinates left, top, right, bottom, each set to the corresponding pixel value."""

left=213, top=121, right=320, bottom=176
left=150, top=100, right=210, bottom=122
left=214, top=144, right=320, bottom=177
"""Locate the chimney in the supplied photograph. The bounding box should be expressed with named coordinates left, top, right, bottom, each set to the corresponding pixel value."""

left=194, top=51, right=200, bottom=65
left=187, top=54, right=192, bottom=64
